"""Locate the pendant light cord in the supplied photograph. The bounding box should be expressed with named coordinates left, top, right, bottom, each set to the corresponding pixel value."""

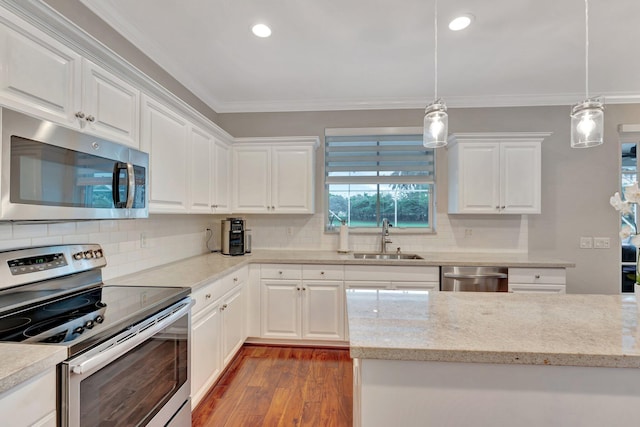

left=434, top=0, right=438, bottom=101
left=585, top=0, right=589, bottom=99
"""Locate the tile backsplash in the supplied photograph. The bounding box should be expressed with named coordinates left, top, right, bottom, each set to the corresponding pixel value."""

left=235, top=212, right=528, bottom=254
left=0, top=215, right=212, bottom=280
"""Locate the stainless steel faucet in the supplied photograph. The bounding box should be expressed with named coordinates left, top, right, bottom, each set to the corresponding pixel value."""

left=381, top=218, right=392, bottom=253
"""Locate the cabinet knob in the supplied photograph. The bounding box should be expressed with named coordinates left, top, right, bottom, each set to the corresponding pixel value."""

left=221, top=303, right=228, bottom=310
left=233, top=277, right=238, bottom=282
left=296, top=287, right=301, bottom=291
left=278, top=271, right=283, bottom=275
left=501, top=206, right=506, bottom=209
left=205, top=293, right=211, bottom=299
left=495, top=206, right=500, bottom=210
left=320, top=271, right=325, bottom=275
left=85, top=115, right=95, bottom=123
left=75, top=111, right=85, bottom=119
left=535, top=274, right=541, bottom=279
left=302, top=287, right=306, bottom=291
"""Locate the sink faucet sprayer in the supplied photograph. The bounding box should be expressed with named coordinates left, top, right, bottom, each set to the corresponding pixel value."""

left=381, top=218, right=392, bottom=253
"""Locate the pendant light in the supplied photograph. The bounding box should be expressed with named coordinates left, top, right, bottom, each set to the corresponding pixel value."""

left=423, top=0, right=448, bottom=148
left=570, top=0, right=603, bottom=148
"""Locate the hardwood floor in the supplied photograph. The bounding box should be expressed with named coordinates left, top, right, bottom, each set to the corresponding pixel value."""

left=192, top=345, right=353, bottom=427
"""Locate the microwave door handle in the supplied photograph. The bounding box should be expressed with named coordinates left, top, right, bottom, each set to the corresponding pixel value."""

left=125, top=163, right=135, bottom=208
left=111, top=162, right=128, bottom=208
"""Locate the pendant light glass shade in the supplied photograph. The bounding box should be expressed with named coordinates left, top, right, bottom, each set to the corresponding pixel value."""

left=570, top=99, right=603, bottom=148
left=423, top=99, right=448, bottom=148
left=423, top=0, right=448, bottom=149
left=571, top=0, right=603, bottom=148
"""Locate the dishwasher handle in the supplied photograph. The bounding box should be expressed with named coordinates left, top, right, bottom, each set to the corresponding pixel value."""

left=443, top=272, right=508, bottom=280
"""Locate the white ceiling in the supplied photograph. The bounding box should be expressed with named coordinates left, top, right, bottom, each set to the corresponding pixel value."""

left=80, top=0, right=640, bottom=113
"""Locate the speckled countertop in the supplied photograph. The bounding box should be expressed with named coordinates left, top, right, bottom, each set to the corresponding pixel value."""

left=106, top=249, right=574, bottom=291
left=0, top=249, right=573, bottom=396
left=347, top=290, right=640, bottom=368
left=0, top=343, right=67, bottom=394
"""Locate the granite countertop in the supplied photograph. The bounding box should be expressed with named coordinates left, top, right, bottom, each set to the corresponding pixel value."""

left=347, top=290, right=640, bottom=368
left=0, top=343, right=67, bottom=394
left=106, top=249, right=574, bottom=291
left=0, top=249, right=573, bottom=396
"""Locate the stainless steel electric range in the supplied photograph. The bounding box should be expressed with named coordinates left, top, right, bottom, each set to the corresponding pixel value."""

left=0, top=244, right=192, bottom=427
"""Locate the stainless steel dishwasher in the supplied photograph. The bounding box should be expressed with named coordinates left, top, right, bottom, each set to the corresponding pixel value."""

left=441, top=266, right=508, bottom=292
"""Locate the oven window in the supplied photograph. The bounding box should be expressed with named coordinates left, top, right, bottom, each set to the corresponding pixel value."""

left=78, top=323, right=188, bottom=426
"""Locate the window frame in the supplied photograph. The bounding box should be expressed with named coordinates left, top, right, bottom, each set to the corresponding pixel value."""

left=324, top=127, right=435, bottom=234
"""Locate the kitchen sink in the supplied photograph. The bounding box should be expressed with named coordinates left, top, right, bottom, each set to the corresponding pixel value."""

left=352, top=252, right=424, bottom=260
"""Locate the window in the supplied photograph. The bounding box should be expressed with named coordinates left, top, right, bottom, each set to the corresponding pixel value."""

left=325, top=128, right=435, bottom=231
left=621, top=141, right=638, bottom=292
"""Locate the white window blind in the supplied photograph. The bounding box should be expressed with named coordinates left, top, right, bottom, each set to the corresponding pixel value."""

left=325, top=134, right=435, bottom=185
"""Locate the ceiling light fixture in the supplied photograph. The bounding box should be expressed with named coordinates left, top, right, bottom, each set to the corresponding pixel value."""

left=423, top=0, right=448, bottom=148
left=251, top=23, right=272, bottom=38
left=570, top=0, right=603, bottom=148
left=448, top=14, right=473, bottom=31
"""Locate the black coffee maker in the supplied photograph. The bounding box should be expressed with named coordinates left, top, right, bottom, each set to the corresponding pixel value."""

left=221, top=218, right=245, bottom=255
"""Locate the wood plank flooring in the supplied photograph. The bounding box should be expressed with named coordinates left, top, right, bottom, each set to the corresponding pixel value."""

left=192, top=345, right=353, bottom=427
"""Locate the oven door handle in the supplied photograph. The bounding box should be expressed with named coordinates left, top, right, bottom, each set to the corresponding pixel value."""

left=69, top=299, right=192, bottom=375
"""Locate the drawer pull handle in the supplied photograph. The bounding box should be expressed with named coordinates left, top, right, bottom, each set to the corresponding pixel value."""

left=205, top=293, right=211, bottom=299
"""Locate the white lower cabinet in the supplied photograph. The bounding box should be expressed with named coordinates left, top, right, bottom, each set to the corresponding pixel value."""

left=0, top=368, right=56, bottom=427
left=508, top=267, right=566, bottom=294
left=190, top=267, right=247, bottom=408
left=260, top=264, right=345, bottom=341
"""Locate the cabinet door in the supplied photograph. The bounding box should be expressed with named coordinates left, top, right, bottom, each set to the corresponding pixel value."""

left=191, top=304, right=222, bottom=407
left=141, top=95, right=189, bottom=213
left=457, top=143, right=501, bottom=213
left=189, top=125, right=213, bottom=213
left=261, top=280, right=300, bottom=338
left=302, top=281, right=344, bottom=340
left=500, top=142, right=541, bottom=214
left=81, top=60, right=140, bottom=148
left=233, top=146, right=270, bottom=213
left=271, top=145, right=314, bottom=213
left=0, top=368, right=57, bottom=427
left=222, top=286, right=245, bottom=365
left=212, top=138, right=231, bottom=213
left=0, top=10, right=81, bottom=125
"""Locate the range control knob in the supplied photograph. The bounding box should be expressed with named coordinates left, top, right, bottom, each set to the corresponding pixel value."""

left=84, top=320, right=95, bottom=329
left=94, top=250, right=103, bottom=258
left=94, top=315, right=104, bottom=324
left=73, top=252, right=84, bottom=260
left=73, top=326, right=85, bottom=335
left=84, top=250, right=95, bottom=259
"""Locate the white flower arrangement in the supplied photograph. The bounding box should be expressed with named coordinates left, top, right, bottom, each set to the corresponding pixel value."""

left=611, top=182, right=640, bottom=286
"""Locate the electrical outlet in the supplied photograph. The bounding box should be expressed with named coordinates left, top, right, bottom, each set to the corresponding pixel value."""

left=593, top=237, right=610, bottom=249
left=579, top=237, right=593, bottom=249
left=464, top=228, right=473, bottom=237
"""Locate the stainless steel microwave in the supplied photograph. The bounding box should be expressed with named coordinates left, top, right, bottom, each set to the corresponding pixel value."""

left=0, top=108, right=148, bottom=221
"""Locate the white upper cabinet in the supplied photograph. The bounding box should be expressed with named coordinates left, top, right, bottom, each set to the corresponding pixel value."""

left=0, top=8, right=81, bottom=125
left=232, top=138, right=318, bottom=214
left=0, top=11, right=141, bottom=147
left=448, top=132, right=549, bottom=214
left=141, top=94, right=189, bottom=213
left=212, top=138, right=232, bottom=213
left=189, top=124, right=214, bottom=213
left=81, top=59, right=140, bottom=147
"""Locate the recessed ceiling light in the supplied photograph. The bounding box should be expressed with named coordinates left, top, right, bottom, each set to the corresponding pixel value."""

left=448, top=14, right=473, bottom=31
left=252, top=23, right=272, bottom=38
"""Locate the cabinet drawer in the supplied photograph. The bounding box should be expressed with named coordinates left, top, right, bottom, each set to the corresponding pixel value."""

left=302, top=264, right=344, bottom=280
left=219, top=267, right=248, bottom=296
left=345, top=265, right=439, bottom=282
left=508, top=268, right=566, bottom=285
left=509, top=283, right=566, bottom=294
left=191, top=280, right=220, bottom=315
left=261, top=264, right=302, bottom=280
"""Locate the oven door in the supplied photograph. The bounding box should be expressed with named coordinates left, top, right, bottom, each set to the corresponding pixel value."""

left=60, top=298, right=192, bottom=427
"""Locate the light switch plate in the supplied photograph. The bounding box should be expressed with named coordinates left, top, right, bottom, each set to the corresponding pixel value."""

left=579, top=237, right=593, bottom=249
left=594, top=237, right=610, bottom=249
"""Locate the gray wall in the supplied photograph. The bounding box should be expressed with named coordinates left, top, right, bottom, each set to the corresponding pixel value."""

left=43, top=0, right=219, bottom=124
left=216, top=104, right=640, bottom=294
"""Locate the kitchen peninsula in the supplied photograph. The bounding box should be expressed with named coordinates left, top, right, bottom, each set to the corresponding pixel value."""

left=347, top=290, right=640, bottom=427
